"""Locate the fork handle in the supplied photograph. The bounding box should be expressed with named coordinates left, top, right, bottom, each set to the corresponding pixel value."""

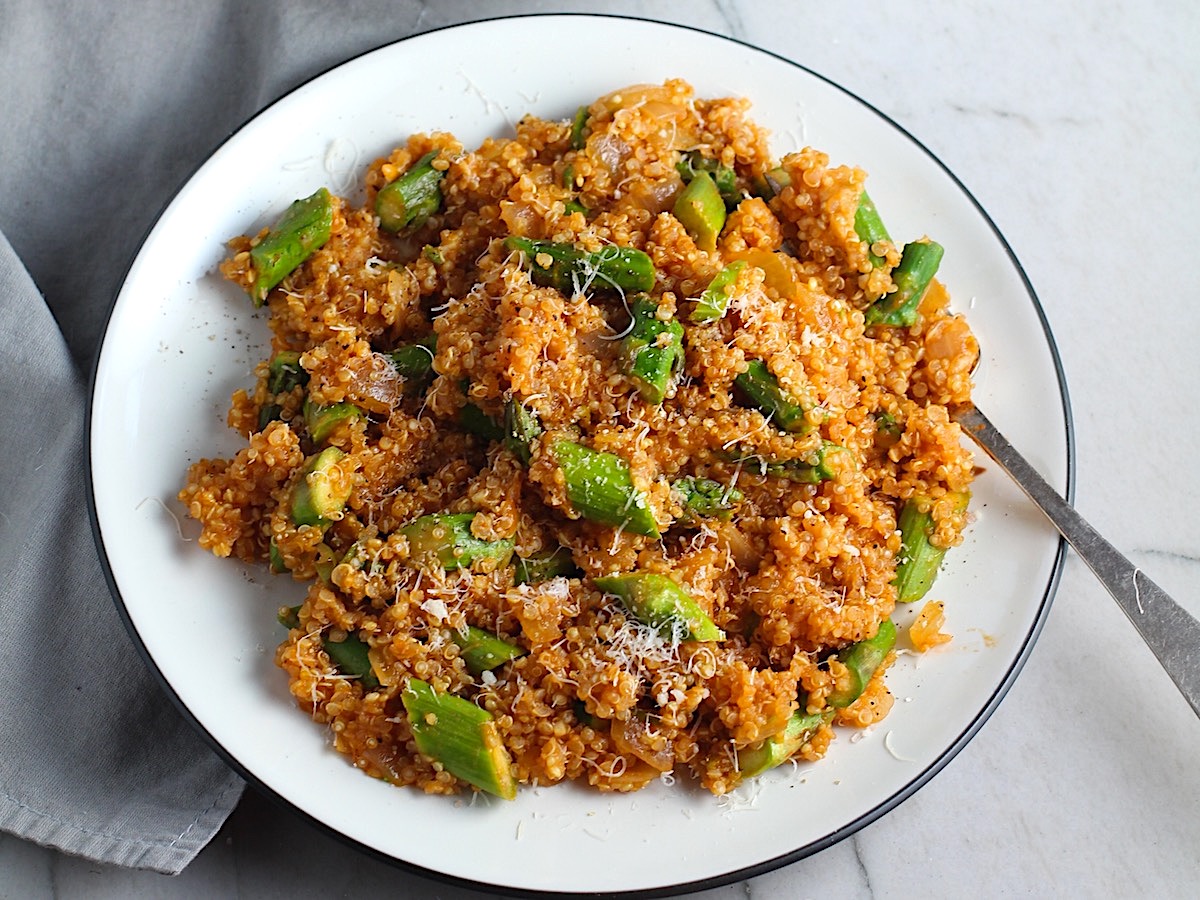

left=955, top=405, right=1200, bottom=717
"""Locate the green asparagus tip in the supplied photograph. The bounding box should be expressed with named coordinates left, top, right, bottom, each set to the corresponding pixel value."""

left=826, top=619, right=896, bottom=708
left=402, top=678, right=518, bottom=800
left=553, top=440, right=660, bottom=537
left=863, top=239, right=944, bottom=327
left=375, top=151, right=445, bottom=233
left=401, top=512, right=515, bottom=572
left=593, top=571, right=724, bottom=643
left=249, top=188, right=334, bottom=306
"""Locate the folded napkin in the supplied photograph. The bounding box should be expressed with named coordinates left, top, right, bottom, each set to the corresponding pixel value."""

left=0, top=230, right=243, bottom=874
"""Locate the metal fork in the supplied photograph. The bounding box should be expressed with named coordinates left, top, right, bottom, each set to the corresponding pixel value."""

left=952, top=404, right=1200, bottom=717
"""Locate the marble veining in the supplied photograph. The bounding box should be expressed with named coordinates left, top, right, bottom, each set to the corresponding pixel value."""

left=2, top=1, right=1198, bottom=897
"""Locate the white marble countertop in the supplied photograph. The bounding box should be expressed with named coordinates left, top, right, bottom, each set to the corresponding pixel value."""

left=3, top=1, right=1199, bottom=897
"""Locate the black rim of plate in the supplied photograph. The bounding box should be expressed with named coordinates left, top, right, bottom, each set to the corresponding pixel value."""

left=85, top=13, right=1075, bottom=899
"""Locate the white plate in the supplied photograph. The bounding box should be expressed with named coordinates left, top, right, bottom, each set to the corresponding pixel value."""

left=88, top=15, right=1071, bottom=897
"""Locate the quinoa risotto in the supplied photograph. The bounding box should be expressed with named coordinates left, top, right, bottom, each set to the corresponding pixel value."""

left=179, top=80, right=978, bottom=799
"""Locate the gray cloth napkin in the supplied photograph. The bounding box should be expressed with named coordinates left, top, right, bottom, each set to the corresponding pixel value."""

left=0, top=0, right=586, bottom=876
left=0, top=230, right=244, bottom=874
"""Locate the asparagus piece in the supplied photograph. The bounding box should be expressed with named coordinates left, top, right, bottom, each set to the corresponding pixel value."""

left=619, top=295, right=685, bottom=403
left=303, top=398, right=363, bottom=446
left=459, top=402, right=504, bottom=442
left=314, top=542, right=337, bottom=584
left=249, top=188, right=335, bottom=306
left=725, top=440, right=850, bottom=484
left=401, top=512, right=515, bottom=571
left=672, top=475, right=743, bottom=524
left=676, top=150, right=740, bottom=207
left=259, top=352, right=311, bottom=431
left=291, top=446, right=352, bottom=527
left=257, top=401, right=284, bottom=433
left=268, top=537, right=289, bottom=574
left=568, top=105, right=589, bottom=150
left=552, top=440, right=659, bottom=537
left=735, top=708, right=833, bottom=781
left=277, top=604, right=301, bottom=629
left=388, top=335, right=437, bottom=381
left=267, top=350, right=308, bottom=394
left=893, top=492, right=970, bottom=604
left=854, top=191, right=891, bottom=268
left=690, top=260, right=746, bottom=323
left=375, top=151, right=445, bottom=233
left=826, top=618, right=896, bottom=708
left=401, top=678, right=517, bottom=800
left=752, top=166, right=791, bottom=200
left=593, top=571, right=724, bottom=642
left=733, top=359, right=814, bottom=434
left=513, top=546, right=582, bottom=584
left=451, top=625, right=526, bottom=675
left=338, top=538, right=373, bottom=573
left=505, top=236, right=656, bottom=295
left=673, top=170, right=726, bottom=252
left=863, top=239, right=945, bottom=327
left=322, top=632, right=380, bottom=689
left=874, top=411, right=903, bottom=449
left=503, top=399, right=543, bottom=465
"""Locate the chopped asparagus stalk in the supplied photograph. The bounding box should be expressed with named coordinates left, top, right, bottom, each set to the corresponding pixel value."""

left=339, top=539, right=374, bottom=573
left=513, top=546, right=582, bottom=584
left=568, top=105, right=589, bottom=150
left=552, top=440, right=659, bottom=537
left=401, top=512, right=515, bottom=571
left=619, top=295, right=685, bottom=403
left=388, top=335, right=437, bottom=381
left=402, top=678, right=517, bottom=800
left=690, top=260, right=746, bottom=323
left=375, top=151, right=445, bottom=233
left=277, top=604, right=301, bottom=629
left=267, top=350, right=308, bottom=394
left=893, top=492, right=970, bottom=604
left=854, top=191, right=891, bottom=268
left=724, top=441, right=850, bottom=484
left=503, top=399, right=543, bottom=465
left=303, top=398, right=363, bottom=445
left=258, top=351, right=310, bottom=430
left=752, top=166, right=791, bottom=199
left=257, top=403, right=283, bottom=432
left=864, top=239, right=944, bottom=327
left=736, top=708, right=833, bottom=780
left=505, top=236, right=656, bottom=295
left=314, top=542, right=337, bottom=584
left=733, top=359, right=814, bottom=434
left=290, top=447, right=352, bottom=527
left=826, top=618, right=896, bottom=708
left=268, top=537, right=289, bottom=574
left=249, top=188, right=335, bottom=306
left=459, top=402, right=504, bottom=442
left=874, top=411, right=903, bottom=449
left=774, top=441, right=849, bottom=484
left=322, top=632, right=379, bottom=689
left=563, top=199, right=588, bottom=217
left=451, top=625, right=526, bottom=674
left=672, top=475, right=743, bottom=524
left=676, top=150, right=740, bottom=207
left=593, top=572, right=724, bottom=642
left=673, top=170, right=726, bottom=252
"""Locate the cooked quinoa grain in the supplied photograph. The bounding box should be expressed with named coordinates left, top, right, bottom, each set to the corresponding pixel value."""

left=180, top=80, right=977, bottom=798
